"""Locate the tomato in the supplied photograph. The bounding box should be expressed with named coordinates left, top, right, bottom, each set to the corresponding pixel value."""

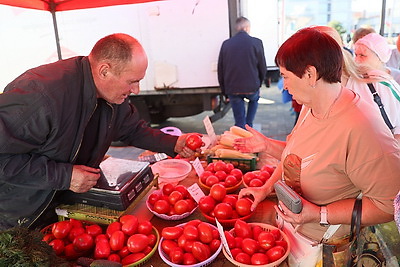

left=209, top=183, right=226, bottom=202
left=252, top=225, right=264, bottom=240
left=205, top=175, right=219, bottom=187
left=243, top=172, right=256, bottom=185
left=52, top=220, right=72, bottom=239
left=106, top=221, right=122, bottom=238
left=222, top=195, right=238, bottom=208
left=266, top=245, right=286, bottom=262
left=153, top=199, right=170, bottom=214
left=249, top=178, right=264, bottom=187
left=197, top=222, right=213, bottom=244
left=234, top=219, right=252, bottom=238
left=258, top=171, right=271, bottom=182
left=200, top=170, right=213, bottom=184
left=162, top=226, right=184, bottom=240
left=183, top=252, right=197, bottom=265
left=270, top=228, right=281, bottom=241
left=68, top=226, right=85, bottom=242
left=85, top=224, right=102, bottom=237
left=42, top=233, right=55, bottom=243
left=169, top=247, right=184, bottom=264
left=235, top=252, right=251, bottom=264
left=161, top=239, right=178, bottom=255
left=185, top=134, right=203, bottom=150
left=183, top=240, right=195, bottom=253
left=275, top=239, right=288, bottom=251
left=162, top=183, right=175, bottom=196
left=127, top=234, right=149, bottom=253
left=137, top=220, right=153, bottom=235
left=214, top=170, right=227, bottom=181
left=73, top=233, right=94, bottom=251
left=49, top=239, right=64, bottom=255
left=224, top=231, right=236, bottom=249
left=142, top=246, right=152, bottom=255
left=109, top=230, right=125, bottom=251
left=230, top=168, right=243, bottom=180
left=183, top=224, right=199, bottom=240
left=64, top=243, right=82, bottom=260
left=185, top=198, right=196, bottom=212
left=225, top=163, right=234, bottom=173
left=185, top=219, right=202, bottom=228
left=198, top=196, right=216, bottom=214
left=214, top=202, right=233, bottom=220
left=174, top=185, right=189, bottom=198
left=108, top=253, right=121, bottom=263
left=121, top=253, right=146, bottom=265
left=147, top=233, right=157, bottom=247
left=205, top=162, right=215, bottom=172
left=235, top=198, right=253, bottom=217
left=168, top=191, right=183, bottom=205
left=230, top=247, right=243, bottom=258
left=148, top=191, right=161, bottom=205
left=209, top=239, right=221, bottom=254
left=258, top=231, right=276, bottom=250
left=234, top=236, right=243, bottom=248
left=241, top=238, right=259, bottom=255
left=121, top=216, right=138, bottom=236
left=118, top=246, right=131, bottom=258
left=213, top=161, right=227, bottom=172
left=191, top=241, right=211, bottom=262
left=69, top=218, right=84, bottom=229
left=261, top=164, right=275, bottom=175
left=225, top=175, right=238, bottom=187
left=251, top=252, right=270, bottom=265
left=95, top=234, right=108, bottom=243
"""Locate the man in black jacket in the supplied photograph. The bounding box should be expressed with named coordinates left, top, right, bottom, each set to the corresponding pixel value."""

left=217, top=17, right=267, bottom=129
left=0, top=33, right=198, bottom=230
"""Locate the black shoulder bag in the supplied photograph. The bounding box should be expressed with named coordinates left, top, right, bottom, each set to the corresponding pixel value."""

left=347, top=198, right=362, bottom=267
left=367, top=83, right=394, bottom=131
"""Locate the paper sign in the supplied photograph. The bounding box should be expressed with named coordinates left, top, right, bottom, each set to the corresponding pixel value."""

left=187, top=183, right=205, bottom=203
left=192, top=157, right=204, bottom=178
left=216, top=219, right=233, bottom=259
left=203, top=116, right=217, bottom=147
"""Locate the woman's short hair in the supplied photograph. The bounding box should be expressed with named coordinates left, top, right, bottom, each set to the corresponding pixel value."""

left=275, top=27, right=343, bottom=83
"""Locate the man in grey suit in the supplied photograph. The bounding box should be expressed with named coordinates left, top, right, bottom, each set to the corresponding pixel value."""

left=217, top=17, right=267, bottom=129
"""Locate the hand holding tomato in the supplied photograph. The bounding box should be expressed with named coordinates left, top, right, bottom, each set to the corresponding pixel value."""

left=174, top=133, right=203, bottom=159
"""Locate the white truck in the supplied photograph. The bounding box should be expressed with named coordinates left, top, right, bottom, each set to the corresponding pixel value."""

left=0, top=0, right=280, bottom=123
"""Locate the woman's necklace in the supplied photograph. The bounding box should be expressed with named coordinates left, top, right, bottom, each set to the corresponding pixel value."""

left=322, top=86, right=343, bottom=119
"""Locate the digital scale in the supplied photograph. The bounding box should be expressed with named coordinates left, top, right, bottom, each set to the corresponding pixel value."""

left=62, top=157, right=154, bottom=211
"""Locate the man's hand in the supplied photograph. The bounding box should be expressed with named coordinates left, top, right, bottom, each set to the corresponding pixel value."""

left=70, top=165, right=101, bottom=193
left=174, top=133, right=204, bottom=159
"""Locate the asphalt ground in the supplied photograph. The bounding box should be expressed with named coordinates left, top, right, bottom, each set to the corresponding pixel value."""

left=107, top=82, right=296, bottom=160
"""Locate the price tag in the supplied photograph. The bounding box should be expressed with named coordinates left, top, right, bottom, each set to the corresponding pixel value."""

left=187, top=183, right=205, bottom=203
left=192, top=157, right=204, bottom=178
left=203, top=116, right=217, bottom=147
left=216, top=219, right=233, bottom=259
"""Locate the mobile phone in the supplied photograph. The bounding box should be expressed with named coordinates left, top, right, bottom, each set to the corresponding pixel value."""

left=274, top=180, right=303, bottom=214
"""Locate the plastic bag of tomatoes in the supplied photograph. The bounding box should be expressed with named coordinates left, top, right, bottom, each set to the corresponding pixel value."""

left=41, top=216, right=159, bottom=266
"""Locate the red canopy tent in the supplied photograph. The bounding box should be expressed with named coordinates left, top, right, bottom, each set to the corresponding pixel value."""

left=0, top=0, right=166, bottom=59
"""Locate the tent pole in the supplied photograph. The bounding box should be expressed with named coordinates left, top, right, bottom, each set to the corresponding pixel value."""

left=50, top=1, right=62, bottom=60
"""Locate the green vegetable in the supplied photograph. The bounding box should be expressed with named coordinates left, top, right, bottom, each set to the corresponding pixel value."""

left=90, top=259, right=122, bottom=267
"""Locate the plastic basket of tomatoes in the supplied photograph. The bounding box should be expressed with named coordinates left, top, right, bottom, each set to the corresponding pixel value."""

left=199, top=160, right=244, bottom=193
left=222, top=221, right=290, bottom=267
left=198, top=184, right=254, bottom=227
left=207, top=156, right=257, bottom=172
left=41, top=215, right=160, bottom=266
left=146, top=183, right=197, bottom=220
left=158, top=220, right=222, bottom=266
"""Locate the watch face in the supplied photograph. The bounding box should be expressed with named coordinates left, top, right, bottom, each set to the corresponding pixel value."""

left=356, top=253, right=382, bottom=267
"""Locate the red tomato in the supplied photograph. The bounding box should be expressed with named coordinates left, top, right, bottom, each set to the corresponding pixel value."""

left=109, top=230, right=125, bottom=251
left=252, top=225, right=264, bottom=240
left=225, top=163, right=234, bottom=173
left=147, top=233, right=157, bottom=247
left=49, top=239, right=64, bottom=255
left=68, top=226, right=85, bottom=242
left=234, top=236, right=243, bottom=248
left=106, top=221, right=122, bottom=238
left=42, top=233, right=55, bottom=243
left=168, top=191, right=183, bottom=205
left=69, top=218, right=83, bottom=229
left=169, top=247, right=184, bottom=264
left=249, top=178, right=264, bottom=187
left=234, top=220, right=252, bottom=238
left=121, top=253, right=146, bottom=265
left=185, top=198, right=196, bottom=212
left=148, top=191, right=161, bottom=205
left=222, top=195, right=237, bottom=208
left=52, top=221, right=72, bottom=239
left=214, top=170, right=227, bottom=181
left=183, top=240, right=195, bottom=253
left=174, top=185, right=189, bottom=198
left=205, top=162, right=215, bottom=172
left=191, top=241, right=211, bottom=262
left=64, top=243, right=82, bottom=260
left=183, top=252, right=197, bottom=265
left=121, top=216, right=138, bottom=236
left=270, top=228, right=282, bottom=240
left=95, top=234, right=108, bottom=243
left=230, top=168, right=243, bottom=180
left=225, top=175, right=238, bottom=187
left=261, top=164, right=275, bottom=175
left=108, top=253, right=121, bottom=263
left=73, top=233, right=94, bottom=251
left=85, top=224, right=102, bottom=237
left=251, top=252, right=270, bottom=265
left=161, top=239, right=178, bottom=255
left=205, top=175, right=219, bottom=187
left=258, top=231, right=276, bottom=250
left=209, top=183, right=226, bottom=202
left=162, top=226, right=184, bottom=240
left=275, top=239, right=288, bottom=251
left=183, top=224, right=199, bottom=240
left=231, top=248, right=243, bottom=258
left=185, top=134, right=203, bottom=150
left=213, top=203, right=233, bottom=220
left=209, top=239, right=221, bottom=254
left=213, top=161, right=227, bottom=172
left=127, top=234, right=149, bottom=253
left=118, top=246, right=131, bottom=258
left=162, top=183, right=175, bottom=196
left=224, top=231, right=236, bottom=249
left=185, top=219, right=202, bottom=228
left=235, top=198, right=253, bottom=217
left=153, top=199, right=170, bottom=214
left=235, top=252, right=251, bottom=264
left=241, top=238, right=259, bottom=255
left=258, top=171, right=271, bottom=182
left=266, top=245, right=286, bottom=262
left=137, top=220, right=153, bottom=235
left=200, top=170, right=213, bottom=184
left=197, top=222, right=213, bottom=244
left=198, top=196, right=216, bottom=214
left=243, top=172, right=256, bottom=185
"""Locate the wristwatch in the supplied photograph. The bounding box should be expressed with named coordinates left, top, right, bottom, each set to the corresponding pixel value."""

left=320, top=206, right=329, bottom=226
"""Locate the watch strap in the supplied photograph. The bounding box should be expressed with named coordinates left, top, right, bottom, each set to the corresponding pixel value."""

left=320, top=206, right=329, bottom=226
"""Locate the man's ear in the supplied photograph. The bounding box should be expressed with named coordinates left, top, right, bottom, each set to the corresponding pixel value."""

left=98, top=63, right=110, bottom=79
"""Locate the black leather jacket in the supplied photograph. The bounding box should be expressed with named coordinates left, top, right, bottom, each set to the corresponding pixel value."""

left=0, top=56, right=177, bottom=229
